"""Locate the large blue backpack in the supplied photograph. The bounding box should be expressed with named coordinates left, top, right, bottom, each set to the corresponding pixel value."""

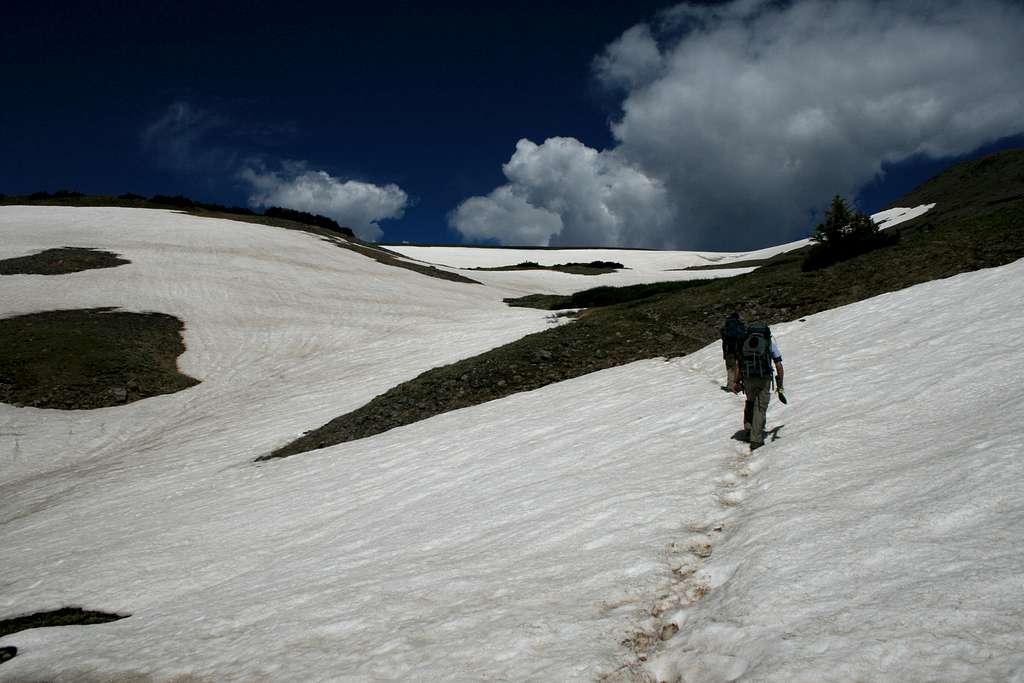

left=741, top=323, right=773, bottom=378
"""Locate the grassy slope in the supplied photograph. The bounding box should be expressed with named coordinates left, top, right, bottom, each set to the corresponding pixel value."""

left=267, top=149, right=1024, bottom=458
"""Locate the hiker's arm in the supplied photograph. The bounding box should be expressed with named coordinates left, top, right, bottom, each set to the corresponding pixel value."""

left=774, top=361, right=784, bottom=388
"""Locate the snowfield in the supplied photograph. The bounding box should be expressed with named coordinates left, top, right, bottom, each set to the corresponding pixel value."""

left=386, top=204, right=934, bottom=297
left=3, top=203, right=1021, bottom=682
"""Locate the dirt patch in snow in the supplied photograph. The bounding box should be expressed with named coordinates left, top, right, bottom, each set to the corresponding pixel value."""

left=469, top=260, right=625, bottom=276
left=0, top=247, right=129, bottom=275
left=0, top=608, right=129, bottom=666
left=0, top=308, right=199, bottom=409
left=0, top=607, right=128, bottom=638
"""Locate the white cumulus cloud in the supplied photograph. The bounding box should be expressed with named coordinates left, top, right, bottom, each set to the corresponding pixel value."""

left=451, top=137, right=675, bottom=247
left=241, top=164, right=408, bottom=241
left=458, top=0, right=1024, bottom=248
left=451, top=185, right=563, bottom=245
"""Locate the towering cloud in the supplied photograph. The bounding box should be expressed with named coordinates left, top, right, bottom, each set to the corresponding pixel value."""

left=452, top=138, right=674, bottom=247
left=454, top=0, right=1024, bottom=249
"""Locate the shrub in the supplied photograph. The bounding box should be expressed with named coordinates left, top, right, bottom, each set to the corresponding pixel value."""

left=149, top=195, right=256, bottom=217
left=150, top=194, right=197, bottom=209
left=803, top=195, right=898, bottom=271
left=578, top=260, right=624, bottom=269
left=263, top=206, right=355, bottom=237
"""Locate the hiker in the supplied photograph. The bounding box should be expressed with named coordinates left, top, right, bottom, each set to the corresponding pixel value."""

left=719, top=312, right=746, bottom=391
left=731, top=322, right=784, bottom=451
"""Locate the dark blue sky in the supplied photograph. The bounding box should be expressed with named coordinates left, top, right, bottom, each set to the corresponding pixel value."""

left=3, top=1, right=1022, bottom=248
left=1, top=1, right=659, bottom=242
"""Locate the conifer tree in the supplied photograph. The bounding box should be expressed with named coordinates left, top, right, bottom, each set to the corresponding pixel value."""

left=803, top=195, right=893, bottom=271
left=813, top=195, right=854, bottom=246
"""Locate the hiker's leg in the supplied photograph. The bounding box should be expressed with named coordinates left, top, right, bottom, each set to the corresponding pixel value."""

left=749, top=378, right=772, bottom=445
left=743, top=391, right=753, bottom=431
left=725, top=353, right=737, bottom=387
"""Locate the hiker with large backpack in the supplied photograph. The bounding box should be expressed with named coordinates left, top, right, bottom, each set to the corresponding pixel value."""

left=719, top=312, right=746, bottom=391
left=731, top=322, right=785, bottom=451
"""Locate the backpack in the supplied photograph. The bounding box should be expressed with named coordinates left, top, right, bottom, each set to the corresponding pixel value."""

left=720, top=317, right=747, bottom=356
left=740, top=323, right=773, bottom=378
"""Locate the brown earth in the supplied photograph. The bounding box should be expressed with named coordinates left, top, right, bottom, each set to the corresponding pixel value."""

left=0, top=607, right=127, bottom=637
left=0, top=308, right=200, bottom=409
left=0, top=247, right=129, bottom=275
left=0, top=607, right=128, bottom=665
left=469, top=261, right=624, bottom=276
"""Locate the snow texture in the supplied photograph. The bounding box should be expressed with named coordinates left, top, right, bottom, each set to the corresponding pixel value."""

left=390, top=204, right=934, bottom=296
left=3, top=202, right=1019, bottom=682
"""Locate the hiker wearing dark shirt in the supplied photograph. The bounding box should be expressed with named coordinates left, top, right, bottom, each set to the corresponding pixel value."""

left=731, top=323, right=784, bottom=451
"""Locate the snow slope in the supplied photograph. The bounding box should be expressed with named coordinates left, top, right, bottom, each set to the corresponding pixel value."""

left=3, top=203, right=1020, bottom=682
left=386, top=204, right=934, bottom=296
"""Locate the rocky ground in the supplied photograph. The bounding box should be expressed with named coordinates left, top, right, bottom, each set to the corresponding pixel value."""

left=0, top=247, right=129, bottom=275
left=0, top=308, right=199, bottom=409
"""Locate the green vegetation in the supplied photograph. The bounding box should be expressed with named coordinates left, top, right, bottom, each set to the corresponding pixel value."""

left=803, top=195, right=897, bottom=271
left=266, top=149, right=1024, bottom=459
left=0, top=308, right=199, bottom=409
left=263, top=206, right=354, bottom=237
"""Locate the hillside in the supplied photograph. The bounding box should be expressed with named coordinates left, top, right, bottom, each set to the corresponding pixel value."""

left=270, top=149, right=1024, bottom=458
left=1, top=151, right=1023, bottom=681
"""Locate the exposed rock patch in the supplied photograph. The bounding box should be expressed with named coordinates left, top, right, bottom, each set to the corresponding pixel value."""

left=0, top=607, right=128, bottom=637
left=0, top=247, right=129, bottom=275
left=470, top=260, right=625, bottom=275
left=0, top=608, right=129, bottom=666
left=0, top=308, right=199, bottom=409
